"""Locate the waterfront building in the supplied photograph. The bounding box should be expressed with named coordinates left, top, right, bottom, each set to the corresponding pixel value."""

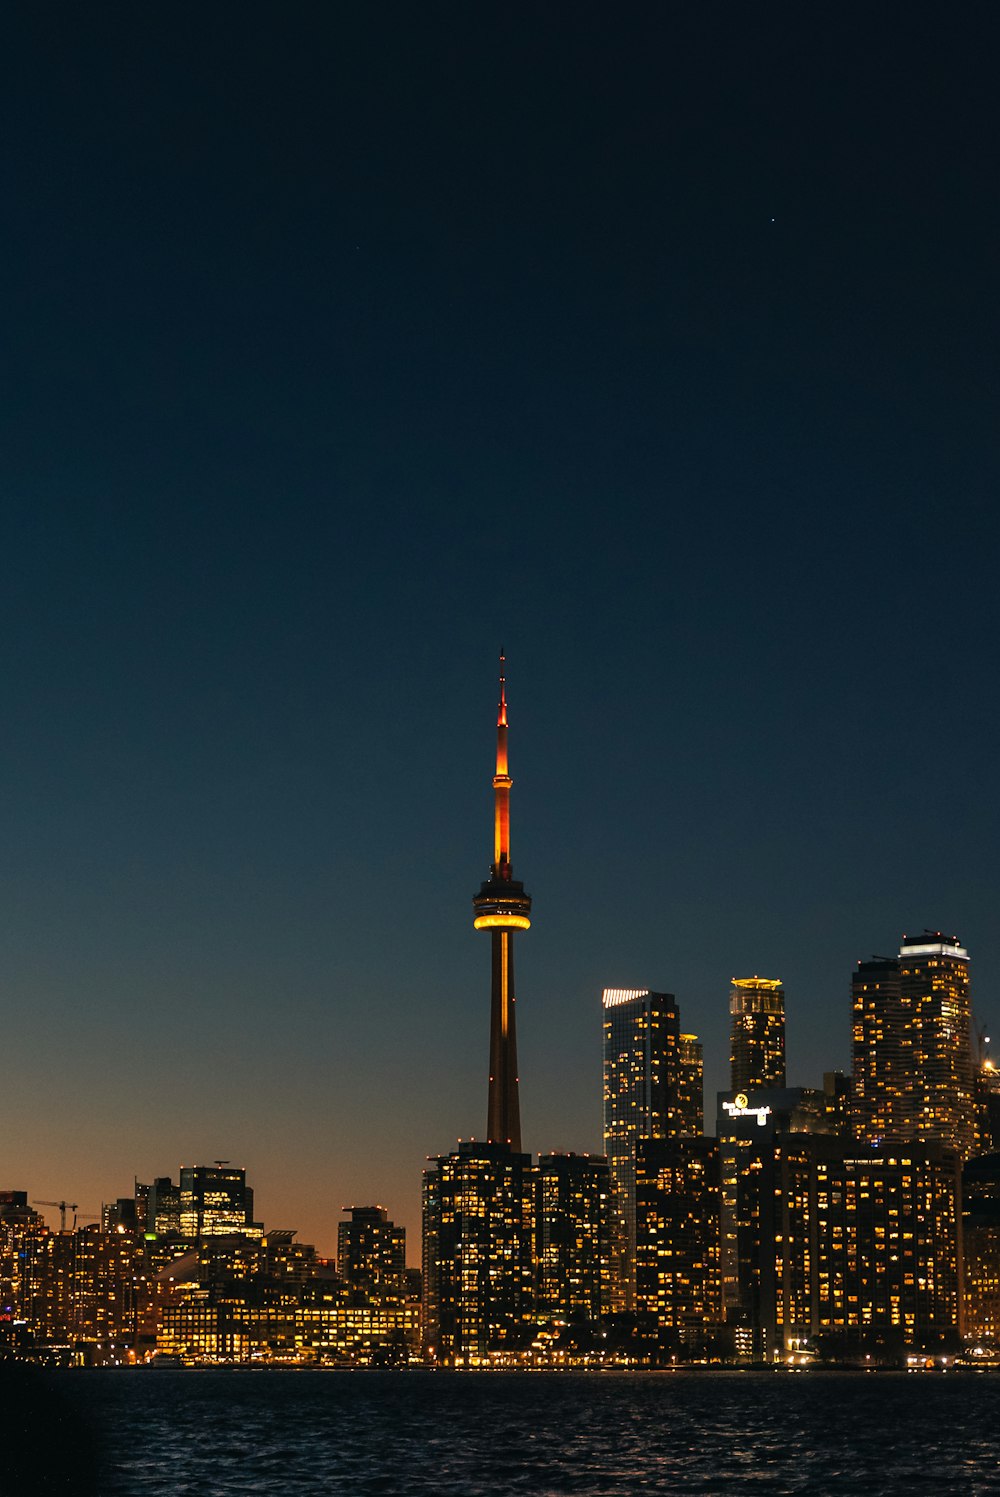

left=730, top=977, right=785, bottom=1092
left=962, top=1152, right=1000, bottom=1342
left=535, top=1153, right=611, bottom=1323
left=716, top=1086, right=826, bottom=1338
left=296, top=1274, right=419, bottom=1364
left=68, top=1225, right=138, bottom=1345
left=32, top=1232, right=76, bottom=1346
left=602, top=987, right=681, bottom=1309
left=634, top=1136, right=721, bottom=1347
left=806, top=1138, right=962, bottom=1352
left=0, top=1195, right=47, bottom=1348
left=717, top=1087, right=962, bottom=1358
left=337, top=1206, right=406, bottom=1306
left=422, top=1140, right=535, bottom=1366
left=158, top=1278, right=300, bottom=1363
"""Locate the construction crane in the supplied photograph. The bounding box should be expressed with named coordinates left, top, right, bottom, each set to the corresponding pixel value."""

left=34, top=1200, right=78, bottom=1231
left=33, top=1201, right=98, bottom=1231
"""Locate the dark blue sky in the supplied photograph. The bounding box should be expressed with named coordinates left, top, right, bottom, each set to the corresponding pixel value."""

left=4, top=6, right=998, bottom=1254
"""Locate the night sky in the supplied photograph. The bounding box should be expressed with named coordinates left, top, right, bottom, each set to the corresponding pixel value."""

left=4, top=6, right=999, bottom=1258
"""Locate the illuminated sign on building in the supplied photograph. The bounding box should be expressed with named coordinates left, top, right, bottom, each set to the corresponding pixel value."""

left=722, top=1095, right=772, bottom=1127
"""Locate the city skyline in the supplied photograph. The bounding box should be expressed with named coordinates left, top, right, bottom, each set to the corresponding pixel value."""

left=12, top=837, right=987, bottom=1266
left=5, top=647, right=993, bottom=1259
left=5, top=7, right=999, bottom=1260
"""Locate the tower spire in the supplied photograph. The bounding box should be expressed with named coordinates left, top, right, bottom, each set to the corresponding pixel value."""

left=473, top=650, right=532, bottom=1152
left=493, top=648, right=511, bottom=874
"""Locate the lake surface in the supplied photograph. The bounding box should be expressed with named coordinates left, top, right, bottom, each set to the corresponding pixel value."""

left=19, top=1368, right=1000, bottom=1495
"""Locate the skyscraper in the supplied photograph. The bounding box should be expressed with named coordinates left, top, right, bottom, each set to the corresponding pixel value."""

left=535, top=1153, right=612, bottom=1323
left=602, top=987, right=681, bottom=1309
left=716, top=1093, right=961, bottom=1360
left=729, top=977, right=785, bottom=1092
left=422, top=1140, right=535, bottom=1366
left=852, top=933, right=974, bottom=1159
left=178, top=1165, right=260, bottom=1239
left=898, top=931, right=974, bottom=1160
left=472, top=652, right=531, bottom=1151
left=677, top=1033, right=705, bottom=1136
left=634, top=1136, right=721, bottom=1347
left=851, top=955, right=903, bottom=1146
left=962, top=1152, right=1000, bottom=1341
left=337, top=1207, right=406, bottom=1307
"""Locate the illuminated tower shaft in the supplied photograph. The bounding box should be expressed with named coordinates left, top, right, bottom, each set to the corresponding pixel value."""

left=473, top=654, right=531, bottom=1151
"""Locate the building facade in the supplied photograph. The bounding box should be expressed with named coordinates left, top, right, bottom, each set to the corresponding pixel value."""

left=535, top=1153, right=611, bottom=1323
left=851, top=955, right=903, bottom=1146
left=602, top=987, right=681, bottom=1309
left=337, top=1206, right=406, bottom=1306
left=898, top=933, right=974, bottom=1160
left=729, top=977, right=785, bottom=1092
left=422, top=1141, right=535, bottom=1366
left=962, top=1153, right=1000, bottom=1342
left=179, top=1165, right=261, bottom=1239
left=634, top=1136, right=721, bottom=1347
left=677, top=1033, right=705, bottom=1137
left=853, top=934, right=974, bottom=1160
left=717, top=1088, right=962, bottom=1360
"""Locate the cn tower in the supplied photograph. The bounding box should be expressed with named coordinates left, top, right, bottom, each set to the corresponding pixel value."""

left=472, top=651, right=532, bottom=1152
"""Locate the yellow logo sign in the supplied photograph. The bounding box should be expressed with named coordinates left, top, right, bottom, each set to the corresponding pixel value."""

left=734, top=1092, right=749, bottom=1110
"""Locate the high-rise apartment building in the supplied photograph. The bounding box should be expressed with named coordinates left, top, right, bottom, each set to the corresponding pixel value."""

left=805, top=1138, right=962, bottom=1353
left=962, top=1152, right=1000, bottom=1341
left=677, top=1034, right=704, bottom=1136
left=898, top=932, right=974, bottom=1160
left=716, top=1088, right=962, bottom=1360
left=730, top=977, right=785, bottom=1091
left=0, top=1195, right=47, bottom=1349
left=535, top=1153, right=611, bottom=1323
left=337, top=1207, right=406, bottom=1307
left=851, top=956, right=902, bottom=1146
left=717, top=1087, right=790, bottom=1349
left=422, top=1141, right=535, bottom=1366
left=602, top=987, right=681, bottom=1309
left=634, top=1136, right=721, bottom=1347
left=853, top=934, right=974, bottom=1160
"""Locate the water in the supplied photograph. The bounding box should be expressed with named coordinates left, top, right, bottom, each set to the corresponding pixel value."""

left=12, top=1368, right=1000, bottom=1495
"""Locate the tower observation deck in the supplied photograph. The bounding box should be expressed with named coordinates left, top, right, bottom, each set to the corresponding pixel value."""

left=472, top=651, right=531, bottom=1152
